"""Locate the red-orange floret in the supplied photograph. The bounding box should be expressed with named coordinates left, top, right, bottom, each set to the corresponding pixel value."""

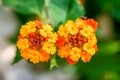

left=66, top=57, right=77, bottom=65
left=18, top=36, right=24, bottom=40
left=81, top=51, right=92, bottom=62
left=86, top=19, right=98, bottom=30
left=56, top=36, right=66, bottom=48
left=39, top=49, right=51, bottom=62
left=35, top=20, right=43, bottom=29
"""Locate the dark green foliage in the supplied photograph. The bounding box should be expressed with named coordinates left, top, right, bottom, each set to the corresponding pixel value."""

left=12, top=48, right=22, bottom=64
left=2, top=0, right=45, bottom=17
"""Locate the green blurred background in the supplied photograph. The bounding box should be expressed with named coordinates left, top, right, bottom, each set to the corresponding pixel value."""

left=1, top=0, right=120, bottom=80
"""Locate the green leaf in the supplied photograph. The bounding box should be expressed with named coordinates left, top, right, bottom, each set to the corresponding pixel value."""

left=12, top=47, right=22, bottom=64
left=54, top=21, right=63, bottom=32
left=49, top=0, right=85, bottom=25
left=2, top=0, right=45, bottom=17
left=66, top=0, right=85, bottom=21
left=48, top=0, right=70, bottom=25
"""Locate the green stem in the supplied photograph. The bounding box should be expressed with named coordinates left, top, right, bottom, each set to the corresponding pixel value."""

left=50, top=54, right=59, bottom=70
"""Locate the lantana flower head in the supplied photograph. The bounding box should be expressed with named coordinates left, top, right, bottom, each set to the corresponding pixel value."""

left=17, top=20, right=57, bottom=64
left=56, top=18, right=98, bottom=65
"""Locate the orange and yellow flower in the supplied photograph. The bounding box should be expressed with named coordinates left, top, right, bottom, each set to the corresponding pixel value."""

left=48, top=32, right=58, bottom=43
left=86, top=19, right=98, bottom=30
left=29, top=49, right=40, bottom=64
left=17, top=17, right=98, bottom=65
left=57, top=17, right=98, bottom=65
left=20, top=21, right=36, bottom=37
left=65, top=20, right=79, bottom=35
left=80, top=25, right=94, bottom=37
left=58, top=46, right=70, bottom=58
left=17, top=38, right=29, bottom=50
left=56, top=36, right=66, bottom=48
left=69, top=47, right=81, bottom=61
left=58, top=25, right=68, bottom=37
left=20, top=48, right=30, bottom=60
left=39, top=49, right=51, bottom=62
left=81, top=51, right=92, bottom=62
left=83, top=43, right=96, bottom=55
left=17, top=20, right=57, bottom=64
left=42, top=42, right=56, bottom=55
left=40, top=24, right=53, bottom=37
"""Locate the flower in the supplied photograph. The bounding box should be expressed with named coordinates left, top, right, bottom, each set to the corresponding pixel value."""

left=56, top=36, right=66, bottom=48
left=20, top=21, right=36, bottom=37
left=39, top=49, right=51, bottom=62
left=58, top=46, right=70, bottom=58
left=88, top=34, right=97, bottom=45
left=18, top=36, right=24, bottom=40
left=57, top=17, right=98, bottom=65
left=65, top=20, right=79, bottom=35
left=75, top=18, right=85, bottom=28
left=26, top=21, right=36, bottom=32
left=83, top=43, right=96, bottom=55
left=35, top=20, right=42, bottom=29
left=21, top=49, right=51, bottom=63
left=27, top=32, right=47, bottom=50
left=20, top=48, right=30, bottom=60
left=17, top=20, right=57, bottom=64
left=20, top=25, right=29, bottom=37
left=81, top=51, right=92, bottom=62
left=69, top=47, right=81, bottom=61
left=42, top=42, right=56, bottom=55
left=58, top=25, right=68, bottom=37
left=48, top=32, right=58, bottom=43
left=29, top=49, right=40, bottom=64
left=86, top=19, right=98, bottom=30
left=80, top=25, right=94, bottom=37
left=66, top=57, right=77, bottom=65
left=40, top=24, right=53, bottom=37
left=17, top=38, right=29, bottom=50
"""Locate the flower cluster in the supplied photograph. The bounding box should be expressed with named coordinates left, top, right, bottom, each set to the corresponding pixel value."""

left=56, top=18, right=98, bottom=65
left=17, top=20, right=57, bottom=64
left=17, top=18, right=98, bottom=65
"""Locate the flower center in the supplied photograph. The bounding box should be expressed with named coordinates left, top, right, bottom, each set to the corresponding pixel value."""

left=27, top=32, right=47, bottom=50
left=68, top=32, right=88, bottom=48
